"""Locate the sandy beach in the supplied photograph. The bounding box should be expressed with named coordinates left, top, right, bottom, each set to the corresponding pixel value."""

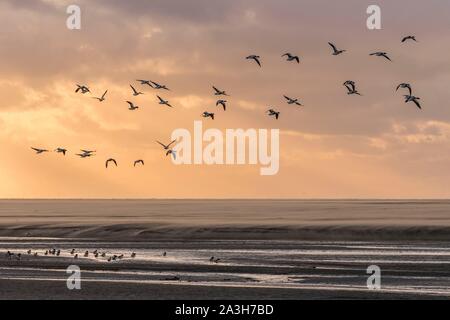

left=1, top=200, right=450, bottom=299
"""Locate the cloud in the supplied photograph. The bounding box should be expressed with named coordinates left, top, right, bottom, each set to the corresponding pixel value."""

left=1, top=0, right=450, bottom=197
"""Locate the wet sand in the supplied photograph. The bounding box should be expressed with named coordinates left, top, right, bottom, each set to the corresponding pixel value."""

left=1, top=200, right=450, bottom=299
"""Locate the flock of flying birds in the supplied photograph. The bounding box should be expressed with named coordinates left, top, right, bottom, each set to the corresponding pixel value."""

left=31, top=35, right=421, bottom=168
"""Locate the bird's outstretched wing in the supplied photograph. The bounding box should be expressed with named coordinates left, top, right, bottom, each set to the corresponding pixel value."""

left=382, top=54, right=392, bottom=61
left=102, top=90, right=108, bottom=99
left=328, top=42, right=337, bottom=53
left=167, top=139, right=177, bottom=148
left=157, top=95, right=164, bottom=103
left=413, top=99, right=422, bottom=109
left=156, top=141, right=167, bottom=148
left=407, top=86, right=412, bottom=95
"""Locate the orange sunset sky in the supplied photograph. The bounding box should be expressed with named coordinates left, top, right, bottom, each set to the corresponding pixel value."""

left=1, top=0, right=450, bottom=198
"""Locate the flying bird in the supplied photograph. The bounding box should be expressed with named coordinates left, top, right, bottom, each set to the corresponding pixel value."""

left=31, top=147, right=48, bottom=154
left=202, top=111, right=215, bottom=120
left=75, top=84, right=90, bottom=94
left=216, top=100, right=227, bottom=111
left=76, top=152, right=94, bottom=158
left=402, top=35, right=418, bottom=43
left=76, top=149, right=95, bottom=158
left=136, top=79, right=153, bottom=87
left=328, top=42, right=346, bottom=55
left=80, top=149, right=96, bottom=154
left=92, top=90, right=108, bottom=102
left=156, top=140, right=177, bottom=150
left=404, top=95, right=422, bottom=109
left=126, top=101, right=139, bottom=110
left=212, top=86, right=229, bottom=96
left=343, top=80, right=362, bottom=96
left=130, top=85, right=143, bottom=96
left=370, top=52, right=392, bottom=61
left=246, top=55, right=261, bottom=67
left=105, top=158, right=118, bottom=168
left=157, top=95, right=173, bottom=108
left=396, top=83, right=412, bottom=96
left=150, top=81, right=170, bottom=90
left=134, top=159, right=144, bottom=167
left=282, top=53, right=300, bottom=63
left=283, top=95, right=303, bottom=106
left=267, top=109, right=280, bottom=119
left=55, top=148, right=67, bottom=155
